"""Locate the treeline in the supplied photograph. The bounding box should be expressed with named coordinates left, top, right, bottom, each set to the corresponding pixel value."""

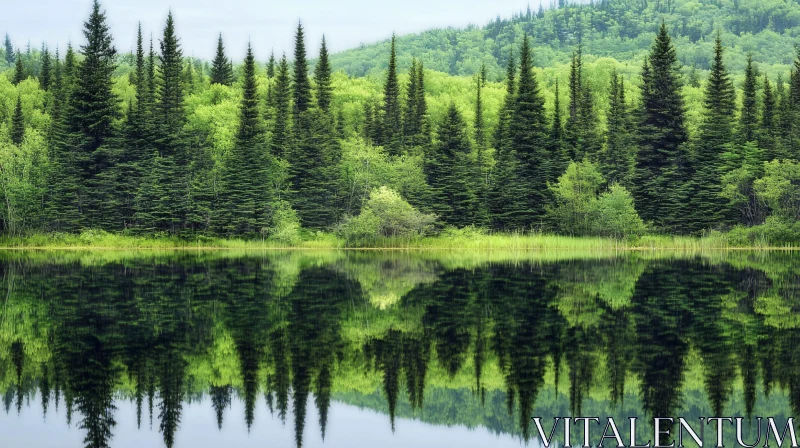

left=1, top=1, right=800, bottom=242
left=331, top=0, right=800, bottom=77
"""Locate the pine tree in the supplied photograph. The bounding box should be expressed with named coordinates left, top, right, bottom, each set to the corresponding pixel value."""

left=633, top=23, right=690, bottom=232
left=688, top=63, right=701, bottom=88
left=65, top=0, right=120, bottom=230
left=118, top=23, right=151, bottom=229
left=760, top=76, right=778, bottom=160
left=427, top=103, right=478, bottom=227
left=549, top=80, right=569, bottom=181
left=314, top=35, right=332, bottom=113
left=776, top=76, right=793, bottom=159
left=509, top=34, right=550, bottom=227
left=3, top=34, right=12, bottom=64
left=693, top=34, right=736, bottom=231
left=601, top=70, right=634, bottom=187
left=218, top=44, right=270, bottom=236
left=565, top=46, right=601, bottom=160
left=474, top=70, right=490, bottom=226
left=488, top=49, right=521, bottom=230
left=63, top=43, right=76, bottom=85
left=739, top=54, right=758, bottom=142
left=211, top=33, right=233, bottom=86
left=10, top=96, right=24, bottom=145
left=12, top=50, right=25, bottom=85
left=412, top=61, right=430, bottom=150
left=270, top=54, right=291, bottom=157
left=403, top=59, right=419, bottom=140
left=40, top=45, right=52, bottom=91
left=493, top=50, right=516, bottom=154
left=137, top=11, right=191, bottom=234
left=293, top=22, right=312, bottom=118
left=266, top=51, right=275, bottom=78
left=381, top=35, right=403, bottom=155
left=210, top=34, right=233, bottom=86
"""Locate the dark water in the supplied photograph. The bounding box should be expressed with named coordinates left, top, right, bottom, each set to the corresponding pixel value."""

left=0, top=251, right=798, bottom=448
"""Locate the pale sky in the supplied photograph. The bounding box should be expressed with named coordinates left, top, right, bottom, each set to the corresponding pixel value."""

left=4, top=0, right=545, bottom=61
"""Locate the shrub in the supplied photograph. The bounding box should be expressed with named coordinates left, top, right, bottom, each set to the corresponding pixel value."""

left=590, top=184, right=647, bottom=238
left=337, top=186, right=436, bottom=245
left=267, top=201, right=301, bottom=246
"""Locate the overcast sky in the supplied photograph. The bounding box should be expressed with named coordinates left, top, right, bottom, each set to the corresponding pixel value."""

left=5, top=0, right=544, bottom=61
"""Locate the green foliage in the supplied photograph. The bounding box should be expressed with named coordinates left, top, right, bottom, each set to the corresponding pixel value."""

left=754, top=159, right=800, bottom=222
left=548, top=160, right=644, bottom=238
left=591, top=184, right=647, bottom=239
left=548, top=160, right=604, bottom=235
left=338, top=186, right=436, bottom=245
left=266, top=200, right=301, bottom=245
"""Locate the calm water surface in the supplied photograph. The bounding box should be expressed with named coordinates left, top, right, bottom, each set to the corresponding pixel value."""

left=0, top=251, right=798, bottom=447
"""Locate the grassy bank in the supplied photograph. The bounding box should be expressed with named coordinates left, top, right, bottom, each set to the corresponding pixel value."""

left=1, top=228, right=798, bottom=251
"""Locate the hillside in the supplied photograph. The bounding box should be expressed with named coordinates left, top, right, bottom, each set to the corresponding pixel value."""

left=330, top=0, right=800, bottom=79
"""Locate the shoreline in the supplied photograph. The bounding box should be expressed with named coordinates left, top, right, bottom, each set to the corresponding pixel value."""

left=1, top=232, right=798, bottom=251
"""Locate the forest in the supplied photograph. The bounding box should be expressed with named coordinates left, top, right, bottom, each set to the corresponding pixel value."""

left=1, top=0, right=800, bottom=245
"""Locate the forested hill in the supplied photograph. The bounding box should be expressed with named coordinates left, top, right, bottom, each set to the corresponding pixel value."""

left=331, top=0, right=800, bottom=78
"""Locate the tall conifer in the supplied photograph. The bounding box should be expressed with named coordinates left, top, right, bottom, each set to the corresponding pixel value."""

left=382, top=35, right=402, bottom=154
left=509, top=34, right=550, bottom=226
left=218, top=44, right=270, bottom=235
left=633, top=23, right=690, bottom=232
left=293, top=22, right=312, bottom=118
left=693, top=34, right=736, bottom=231
left=210, top=34, right=233, bottom=86
left=10, top=96, right=24, bottom=145
left=739, top=54, right=758, bottom=142
left=314, top=36, right=332, bottom=113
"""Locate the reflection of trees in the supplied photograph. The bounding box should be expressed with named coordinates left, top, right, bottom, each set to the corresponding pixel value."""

left=1, top=253, right=800, bottom=445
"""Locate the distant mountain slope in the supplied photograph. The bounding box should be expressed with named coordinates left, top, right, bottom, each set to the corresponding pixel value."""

left=330, top=0, right=800, bottom=79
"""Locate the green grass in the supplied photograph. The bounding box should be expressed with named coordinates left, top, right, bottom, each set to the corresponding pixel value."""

left=1, top=228, right=798, bottom=251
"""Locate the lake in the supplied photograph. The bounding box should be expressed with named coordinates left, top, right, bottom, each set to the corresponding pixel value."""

left=0, top=250, right=797, bottom=447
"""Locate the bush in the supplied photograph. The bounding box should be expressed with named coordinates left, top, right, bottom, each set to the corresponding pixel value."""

left=726, top=217, right=800, bottom=247
left=548, top=161, right=646, bottom=238
left=267, top=201, right=301, bottom=246
left=590, top=184, right=647, bottom=238
left=337, top=186, right=436, bottom=245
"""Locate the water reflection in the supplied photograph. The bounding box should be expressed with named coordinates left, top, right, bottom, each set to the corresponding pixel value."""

left=0, top=252, right=798, bottom=447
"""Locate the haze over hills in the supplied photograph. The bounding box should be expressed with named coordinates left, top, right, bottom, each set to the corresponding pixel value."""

left=330, top=0, right=800, bottom=79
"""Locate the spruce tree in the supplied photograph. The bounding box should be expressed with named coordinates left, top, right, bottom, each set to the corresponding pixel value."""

left=633, top=23, right=690, bottom=232
left=760, top=76, right=778, bottom=160
left=412, top=61, right=430, bottom=150
left=39, top=45, right=52, bottom=91
left=488, top=49, right=521, bottom=230
left=381, top=35, right=402, bottom=154
left=427, top=103, right=478, bottom=227
left=739, top=54, right=758, bottom=142
left=12, top=50, right=25, bottom=85
left=63, top=43, right=76, bottom=85
left=3, top=34, right=12, bottom=64
left=270, top=54, right=291, bottom=157
left=65, top=0, right=120, bottom=230
left=266, top=51, right=275, bottom=78
left=549, top=80, right=569, bottom=181
left=474, top=69, right=490, bottom=226
left=509, top=34, right=550, bottom=227
left=493, top=50, right=515, bottom=154
left=137, top=11, right=191, bottom=234
left=218, top=44, right=270, bottom=236
left=601, top=71, right=634, bottom=187
left=314, top=35, right=332, bottom=113
left=292, top=22, right=312, bottom=118
left=565, top=46, right=601, bottom=160
left=210, top=34, right=233, bottom=86
left=10, top=96, right=24, bottom=145
left=776, top=76, right=793, bottom=159
left=693, top=34, right=736, bottom=231
left=403, top=59, right=419, bottom=140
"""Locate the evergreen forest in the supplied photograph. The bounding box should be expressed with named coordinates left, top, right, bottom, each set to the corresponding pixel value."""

left=2, top=0, right=800, bottom=245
